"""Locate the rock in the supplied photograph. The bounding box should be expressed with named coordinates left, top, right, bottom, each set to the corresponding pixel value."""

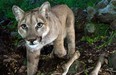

left=87, top=6, right=96, bottom=21
left=96, top=0, right=116, bottom=24
left=98, top=0, right=116, bottom=15
left=85, top=23, right=96, bottom=33
left=97, top=13, right=116, bottom=23
left=86, top=0, right=116, bottom=25
left=95, top=0, right=109, bottom=10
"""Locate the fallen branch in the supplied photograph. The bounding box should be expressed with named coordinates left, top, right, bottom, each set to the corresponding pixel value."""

left=107, top=69, right=116, bottom=73
left=62, top=51, right=80, bottom=75
left=90, top=53, right=105, bottom=75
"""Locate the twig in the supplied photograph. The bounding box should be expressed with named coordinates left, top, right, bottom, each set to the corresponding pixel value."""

left=106, top=68, right=116, bottom=73
left=75, top=67, right=94, bottom=75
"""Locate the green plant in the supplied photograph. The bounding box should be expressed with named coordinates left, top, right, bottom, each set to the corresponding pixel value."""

left=81, top=23, right=115, bottom=48
left=97, top=30, right=116, bottom=49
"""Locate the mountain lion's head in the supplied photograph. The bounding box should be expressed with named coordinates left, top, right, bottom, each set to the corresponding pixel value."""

left=12, top=2, right=52, bottom=49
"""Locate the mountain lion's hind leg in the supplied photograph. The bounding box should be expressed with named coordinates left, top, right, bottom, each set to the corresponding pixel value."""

left=66, top=14, right=76, bottom=58
left=62, top=12, right=80, bottom=75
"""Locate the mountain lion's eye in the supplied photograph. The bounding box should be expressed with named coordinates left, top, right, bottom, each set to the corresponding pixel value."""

left=36, top=22, right=43, bottom=28
left=21, top=24, right=27, bottom=29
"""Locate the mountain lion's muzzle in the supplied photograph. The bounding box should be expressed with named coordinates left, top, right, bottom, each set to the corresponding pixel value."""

left=26, top=36, right=42, bottom=45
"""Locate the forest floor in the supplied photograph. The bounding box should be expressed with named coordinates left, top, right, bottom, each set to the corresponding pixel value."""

left=0, top=12, right=116, bottom=75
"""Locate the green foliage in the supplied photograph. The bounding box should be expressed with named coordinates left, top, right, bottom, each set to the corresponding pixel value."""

left=0, top=0, right=101, bottom=20
left=49, top=0, right=77, bottom=7
left=81, top=36, right=99, bottom=45
left=81, top=23, right=116, bottom=48
left=97, top=31, right=116, bottom=49
left=49, top=0, right=101, bottom=8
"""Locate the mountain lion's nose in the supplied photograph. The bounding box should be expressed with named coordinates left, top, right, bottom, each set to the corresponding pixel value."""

left=28, top=39, right=36, bottom=45
left=26, top=36, right=42, bottom=45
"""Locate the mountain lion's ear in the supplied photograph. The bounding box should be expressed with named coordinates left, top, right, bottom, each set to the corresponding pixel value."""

left=39, top=1, right=51, bottom=18
left=12, top=5, right=24, bottom=21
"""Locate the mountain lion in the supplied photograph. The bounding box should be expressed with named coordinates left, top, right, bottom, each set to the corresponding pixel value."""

left=12, top=1, right=80, bottom=75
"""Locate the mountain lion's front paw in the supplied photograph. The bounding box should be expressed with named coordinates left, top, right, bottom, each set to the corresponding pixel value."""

left=54, top=48, right=67, bottom=58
